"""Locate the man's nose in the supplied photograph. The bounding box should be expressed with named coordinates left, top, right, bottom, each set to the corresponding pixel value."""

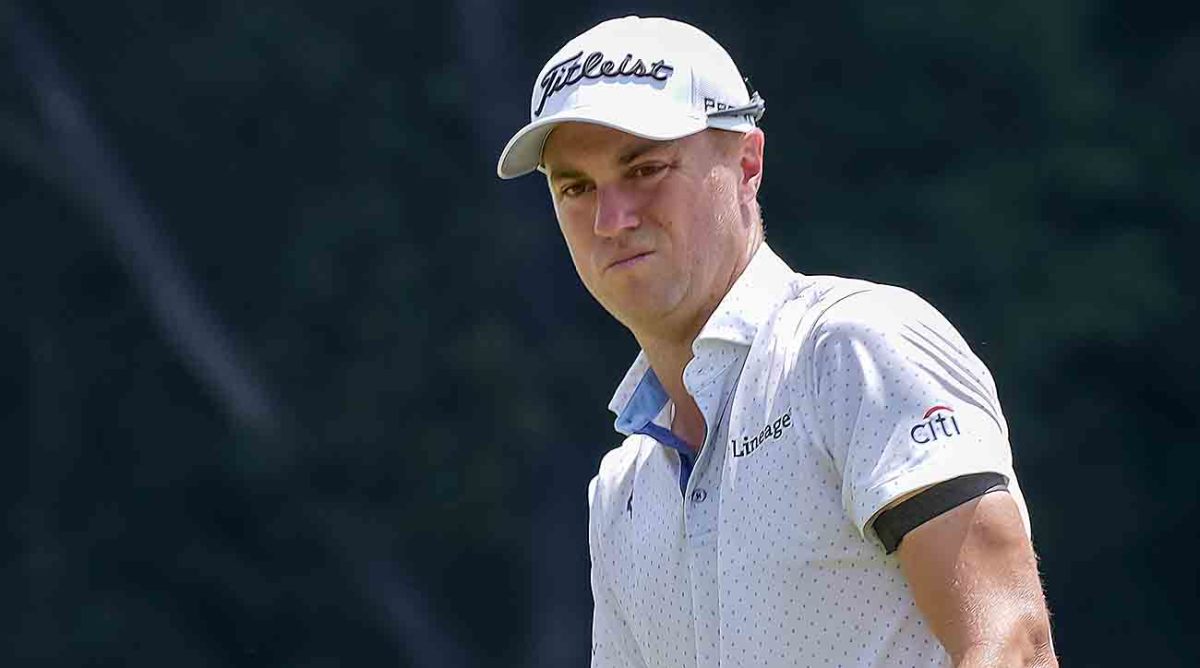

left=593, top=184, right=641, bottom=237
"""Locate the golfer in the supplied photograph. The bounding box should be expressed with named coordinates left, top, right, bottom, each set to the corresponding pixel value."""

left=497, top=15, right=1056, bottom=668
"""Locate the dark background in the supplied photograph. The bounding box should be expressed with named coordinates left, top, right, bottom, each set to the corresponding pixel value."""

left=2, top=0, right=1196, bottom=665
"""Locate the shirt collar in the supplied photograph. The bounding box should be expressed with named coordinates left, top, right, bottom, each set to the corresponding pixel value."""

left=608, top=242, right=800, bottom=437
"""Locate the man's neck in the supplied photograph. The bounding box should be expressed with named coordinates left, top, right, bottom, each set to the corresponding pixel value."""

left=631, top=276, right=732, bottom=453
left=638, top=334, right=707, bottom=453
left=631, top=235, right=764, bottom=452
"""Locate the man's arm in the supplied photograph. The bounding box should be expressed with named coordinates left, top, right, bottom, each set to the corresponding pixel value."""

left=896, top=491, right=1057, bottom=667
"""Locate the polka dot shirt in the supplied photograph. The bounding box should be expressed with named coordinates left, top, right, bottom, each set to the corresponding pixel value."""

left=588, top=243, right=1030, bottom=667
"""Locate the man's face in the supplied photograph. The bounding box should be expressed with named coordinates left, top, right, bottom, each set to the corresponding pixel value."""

left=541, top=123, right=757, bottom=337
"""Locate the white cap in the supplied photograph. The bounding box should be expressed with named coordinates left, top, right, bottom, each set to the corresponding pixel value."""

left=496, top=16, right=764, bottom=179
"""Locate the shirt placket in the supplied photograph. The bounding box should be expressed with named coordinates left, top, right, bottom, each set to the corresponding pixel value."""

left=682, top=355, right=740, bottom=668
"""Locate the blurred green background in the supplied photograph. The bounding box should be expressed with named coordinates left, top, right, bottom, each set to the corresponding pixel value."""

left=2, top=1, right=1196, bottom=665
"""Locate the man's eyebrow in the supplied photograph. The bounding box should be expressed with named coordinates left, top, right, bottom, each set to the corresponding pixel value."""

left=547, top=167, right=586, bottom=182
left=618, top=139, right=674, bottom=165
left=545, top=139, right=676, bottom=181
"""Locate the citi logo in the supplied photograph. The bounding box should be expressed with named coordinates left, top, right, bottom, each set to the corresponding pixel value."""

left=910, top=405, right=962, bottom=444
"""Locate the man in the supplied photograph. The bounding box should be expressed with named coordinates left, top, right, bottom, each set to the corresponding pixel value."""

left=497, top=15, right=1056, bottom=668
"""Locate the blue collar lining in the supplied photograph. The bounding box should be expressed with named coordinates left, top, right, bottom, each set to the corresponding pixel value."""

left=614, top=370, right=697, bottom=492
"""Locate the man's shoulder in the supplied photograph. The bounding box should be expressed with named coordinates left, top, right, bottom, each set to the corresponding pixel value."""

left=777, top=274, right=947, bottom=337
left=749, top=275, right=957, bottom=389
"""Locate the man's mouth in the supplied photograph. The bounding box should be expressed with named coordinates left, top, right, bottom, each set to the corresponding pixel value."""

left=607, top=251, right=654, bottom=271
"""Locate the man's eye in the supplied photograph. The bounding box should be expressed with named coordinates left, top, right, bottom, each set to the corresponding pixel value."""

left=630, top=163, right=667, bottom=179
left=561, top=182, right=592, bottom=198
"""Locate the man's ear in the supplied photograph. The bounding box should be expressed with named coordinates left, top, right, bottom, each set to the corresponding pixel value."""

left=738, top=129, right=765, bottom=205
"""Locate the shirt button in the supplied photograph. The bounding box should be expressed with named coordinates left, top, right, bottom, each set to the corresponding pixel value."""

left=691, top=488, right=708, bottom=503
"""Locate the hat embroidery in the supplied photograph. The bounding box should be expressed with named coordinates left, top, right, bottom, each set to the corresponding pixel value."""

left=534, top=50, right=674, bottom=117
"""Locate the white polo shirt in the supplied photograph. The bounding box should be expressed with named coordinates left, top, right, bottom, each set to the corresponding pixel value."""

left=587, top=243, right=1030, bottom=668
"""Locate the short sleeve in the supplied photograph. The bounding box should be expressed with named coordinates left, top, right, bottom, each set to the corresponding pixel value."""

left=588, top=476, right=646, bottom=668
left=808, top=287, right=1018, bottom=542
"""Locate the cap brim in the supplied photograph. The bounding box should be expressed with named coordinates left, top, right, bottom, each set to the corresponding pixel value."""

left=496, top=104, right=707, bottom=179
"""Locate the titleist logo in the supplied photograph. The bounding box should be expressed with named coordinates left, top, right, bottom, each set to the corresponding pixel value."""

left=534, top=50, right=674, bottom=117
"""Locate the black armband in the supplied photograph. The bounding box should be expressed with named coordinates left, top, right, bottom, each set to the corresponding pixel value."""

left=873, top=472, right=1009, bottom=554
